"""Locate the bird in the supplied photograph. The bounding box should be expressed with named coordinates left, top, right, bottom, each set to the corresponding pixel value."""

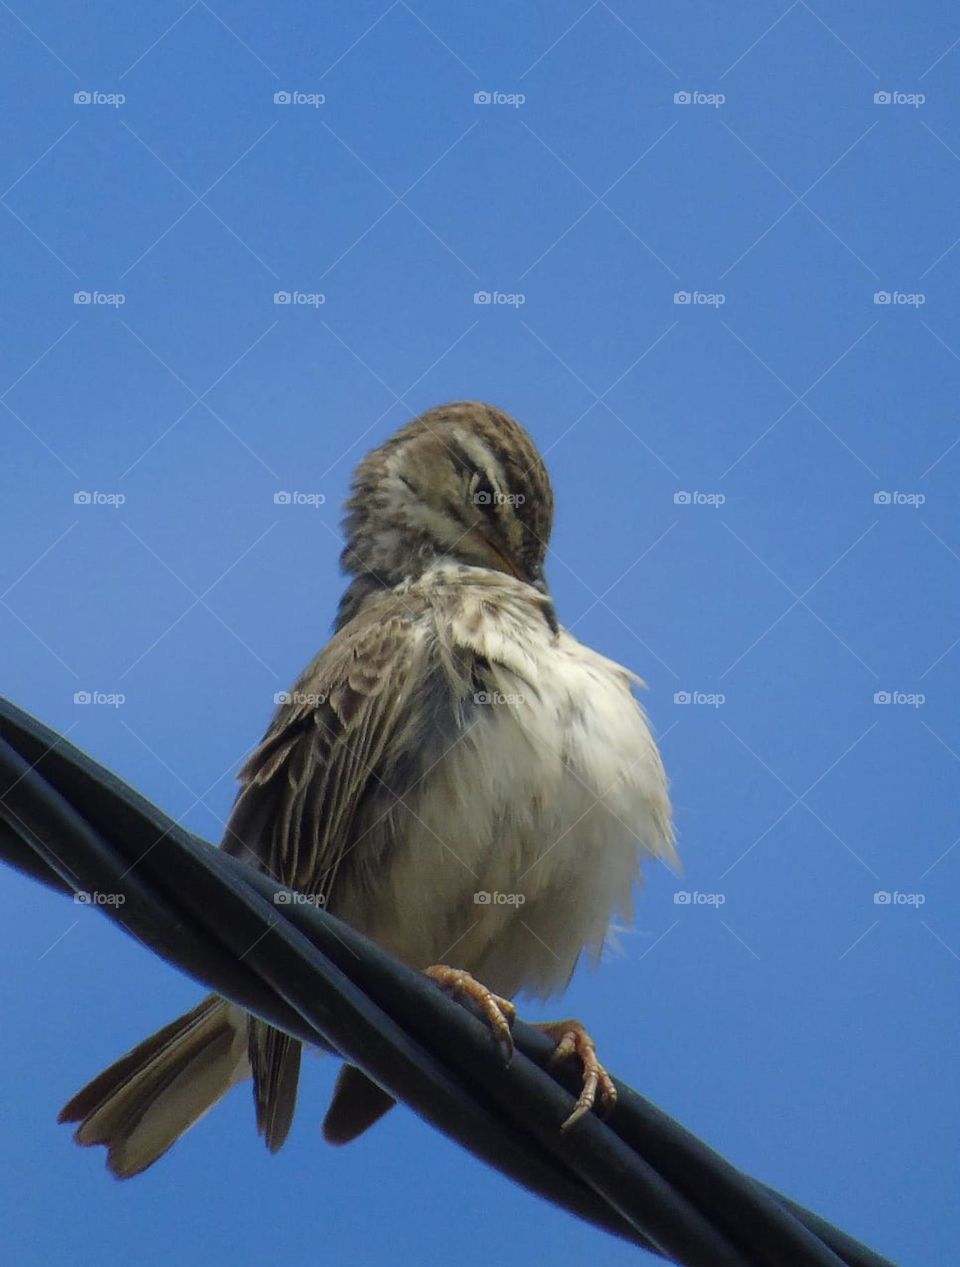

left=59, top=400, right=676, bottom=1178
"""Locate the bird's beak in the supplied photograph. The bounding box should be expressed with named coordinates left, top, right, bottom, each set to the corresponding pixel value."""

left=480, top=534, right=527, bottom=583
left=479, top=532, right=551, bottom=597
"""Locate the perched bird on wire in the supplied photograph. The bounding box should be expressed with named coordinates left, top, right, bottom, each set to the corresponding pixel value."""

left=60, top=400, right=676, bottom=1177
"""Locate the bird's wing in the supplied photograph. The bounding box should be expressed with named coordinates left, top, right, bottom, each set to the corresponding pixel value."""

left=224, top=594, right=433, bottom=892
left=220, top=591, right=437, bottom=1149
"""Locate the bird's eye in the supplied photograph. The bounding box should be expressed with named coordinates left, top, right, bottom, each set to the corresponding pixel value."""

left=470, top=471, right=498, bottom=511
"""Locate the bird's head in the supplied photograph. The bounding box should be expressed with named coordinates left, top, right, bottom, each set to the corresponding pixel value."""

left=336, top=401, right=554, bottom=625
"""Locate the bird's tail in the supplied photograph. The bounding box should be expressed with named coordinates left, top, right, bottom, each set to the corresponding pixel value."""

left=59, top=995, right=250, bottom=1178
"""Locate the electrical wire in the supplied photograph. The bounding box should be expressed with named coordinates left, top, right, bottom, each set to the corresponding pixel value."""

left=0, top=695, right=898, bottom=1267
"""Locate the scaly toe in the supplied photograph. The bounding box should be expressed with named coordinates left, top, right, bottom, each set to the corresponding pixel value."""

left=534, top=1019, right=617, bottom=1129
left=425, top=965, right=515, bottom=1063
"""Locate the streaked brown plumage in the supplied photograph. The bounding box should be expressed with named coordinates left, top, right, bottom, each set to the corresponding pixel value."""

left=60, top=401, right=674, bottom=1176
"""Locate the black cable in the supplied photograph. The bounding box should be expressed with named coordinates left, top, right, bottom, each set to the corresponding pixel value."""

left=0, top=696, right=898, bottom=1267
left=0, top=727, right=716, bottom=1262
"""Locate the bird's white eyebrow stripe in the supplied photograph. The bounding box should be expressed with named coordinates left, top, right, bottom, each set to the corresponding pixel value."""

left=449, top=428, right=509, bottom=493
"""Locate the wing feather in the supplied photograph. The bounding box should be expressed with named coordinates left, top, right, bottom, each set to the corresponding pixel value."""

left=220, top=597, right=431, bottom=1148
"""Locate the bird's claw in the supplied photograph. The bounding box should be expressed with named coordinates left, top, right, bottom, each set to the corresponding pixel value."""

left=534, top=1019, right=617, bottom=1129
left=424, top=965, right=516, bottom=1063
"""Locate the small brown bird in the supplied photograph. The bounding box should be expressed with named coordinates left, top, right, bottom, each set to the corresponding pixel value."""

left=60, top=400, right=675, bottom=1176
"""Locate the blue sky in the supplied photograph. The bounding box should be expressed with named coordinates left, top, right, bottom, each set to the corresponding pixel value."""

left=2, top=3, right=958, bottom=1264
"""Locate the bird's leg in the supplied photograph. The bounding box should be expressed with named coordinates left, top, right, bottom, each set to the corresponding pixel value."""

left=533, top=1019, right=617, bottom=1130
left=424, top=965, right=516, bottom=1062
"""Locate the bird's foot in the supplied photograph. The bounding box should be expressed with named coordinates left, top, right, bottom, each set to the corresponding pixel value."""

left=533, top=1019, right=617, bottom=1130
left=424, top=965, right=516, bottom=1062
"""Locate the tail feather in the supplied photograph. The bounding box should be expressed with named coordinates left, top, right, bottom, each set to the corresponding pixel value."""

left=322, top=1064, right=396, bottom=1145
left=59, top=995, right=249, bottom=1178
left=248, top=1018, right=302, bottom=1153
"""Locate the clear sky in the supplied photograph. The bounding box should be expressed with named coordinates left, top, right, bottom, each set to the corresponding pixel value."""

left=2, top=4, right=958, bottom=1265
